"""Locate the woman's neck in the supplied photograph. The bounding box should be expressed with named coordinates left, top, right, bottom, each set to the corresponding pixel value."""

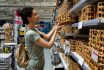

left=28, top=22, right=36, bottom=29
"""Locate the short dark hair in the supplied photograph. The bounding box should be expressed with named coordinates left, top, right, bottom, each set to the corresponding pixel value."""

left=19, top=7, right=34, bottom=25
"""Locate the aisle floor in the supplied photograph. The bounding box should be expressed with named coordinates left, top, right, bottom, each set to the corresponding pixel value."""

left=17, top=48, right=53, bottom=70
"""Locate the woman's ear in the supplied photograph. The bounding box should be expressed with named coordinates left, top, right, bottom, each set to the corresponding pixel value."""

left=28, top=17, right=31, bottom=22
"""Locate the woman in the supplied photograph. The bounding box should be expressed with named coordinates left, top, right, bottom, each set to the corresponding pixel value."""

left=19, top=7, right=60, bottom=70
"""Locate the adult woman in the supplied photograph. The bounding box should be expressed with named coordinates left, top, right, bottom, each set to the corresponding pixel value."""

left=19, top=7, right=60, bottom=70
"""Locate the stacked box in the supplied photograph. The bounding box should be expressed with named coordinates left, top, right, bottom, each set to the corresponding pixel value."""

left=96, top=2, right=104, bottom=18
left=89, top=29, right=104, bottom=69
left=80, top=5, right=95, bottom=21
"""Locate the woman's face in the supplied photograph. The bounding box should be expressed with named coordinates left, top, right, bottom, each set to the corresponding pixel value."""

left=29, top=9, right=39, bottom=23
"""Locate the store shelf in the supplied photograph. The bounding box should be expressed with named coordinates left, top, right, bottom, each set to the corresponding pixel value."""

left=19, top=27, right=25, bottom=31
left=0, top=53, right=12, bottom=59
left=69, top=0, right=98, bottom=15
left=70, top=52, right=90, bottom=70
left=59, top=53, right=69, bottom=70
left=0, top=27, right=4, bottom=30
left=64, top=33, right=89, bottom=38
left=57, top=42, right=90, bottom=70
left=4, top=43, right=16, bottom=46
left=0, top=32, right=5, bottom=34
left=53, top=63, right=64, bottom=69
left=0, top=2, right=56, bottom=7
left=82, top=62, right=90, bottom=70
left=70, top=52, right=84, bottom=66
left=19, top=35, right=24, bottom=37
left=72, top=18, right=104, bottom=28
left=0, top=38, right=5, bottom=40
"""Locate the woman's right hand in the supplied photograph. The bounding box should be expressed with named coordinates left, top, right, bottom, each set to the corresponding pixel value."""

left=55, top=23, right=63, bottom=31
left=53, top=23, right=60, bottom=30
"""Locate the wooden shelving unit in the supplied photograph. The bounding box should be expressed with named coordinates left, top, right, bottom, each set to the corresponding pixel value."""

left=54, top=0, right=104, bottom=70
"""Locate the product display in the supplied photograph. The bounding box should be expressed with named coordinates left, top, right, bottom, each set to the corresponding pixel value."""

left=80, top=5, right=95, bottom=21
left=56, top=12, right=76, bottom=25
left=2, top=23, right=14, bottom=43
left=0, top=0, right=104, bottom=70
left=0, top=53, right=12, bottom=70
left=89, top=29, right=104, bottom=66
left=55, top=0, right=104, bottom=69
left=58, top=0, right=72, bottom=15
left=56, top=0, right=75, bottom=25
left=96, top=2, right=104, bottom=18
left=69, top=39, right=76, bottom=51
left=69, top=56, right=82, bottom=70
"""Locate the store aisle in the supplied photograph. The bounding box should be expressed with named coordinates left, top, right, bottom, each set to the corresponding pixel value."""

left=44, top=48, right=53, bottom=70
left=17, top=48, right=53, bottom=70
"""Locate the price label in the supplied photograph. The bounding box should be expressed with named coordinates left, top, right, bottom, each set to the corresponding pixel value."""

left=63, top=44, right=65, bottom=51
left=67, top=47, right=71, bottom=54
left=91, top=49, right=98, bottom=63
left=78, top=22, right=83, bottom=29
left=79, top=58, right=84, bottom=66
left=65, top=40, right=69, bottom=44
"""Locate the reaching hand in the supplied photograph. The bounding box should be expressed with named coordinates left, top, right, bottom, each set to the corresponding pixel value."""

left=57, top=25, right=63, bottom=30
left=54, top=23, right=63, bottom=31
left=53, top=23, right=60, bottom=29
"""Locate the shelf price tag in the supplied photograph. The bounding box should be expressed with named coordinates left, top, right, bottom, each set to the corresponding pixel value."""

left=65, top=40, right=69, bottom=45
left=78, top=22, right=83, bottom=29
left=91, top=49, right=98, bottom=63
left=78, top=57, right=84, bottom=66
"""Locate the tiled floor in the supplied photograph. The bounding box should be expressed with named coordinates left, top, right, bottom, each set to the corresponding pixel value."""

left=17, top=48, right=53, bottom=70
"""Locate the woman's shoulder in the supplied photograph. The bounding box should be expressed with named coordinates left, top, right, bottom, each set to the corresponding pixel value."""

left=25, top=29, right=36, bottom=36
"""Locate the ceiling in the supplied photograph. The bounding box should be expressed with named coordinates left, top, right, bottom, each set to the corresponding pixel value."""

left=0, top=0, right=56, bottom=21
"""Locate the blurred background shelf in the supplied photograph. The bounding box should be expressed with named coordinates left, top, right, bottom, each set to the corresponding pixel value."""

left=72, top=18, right=104, bottom=29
